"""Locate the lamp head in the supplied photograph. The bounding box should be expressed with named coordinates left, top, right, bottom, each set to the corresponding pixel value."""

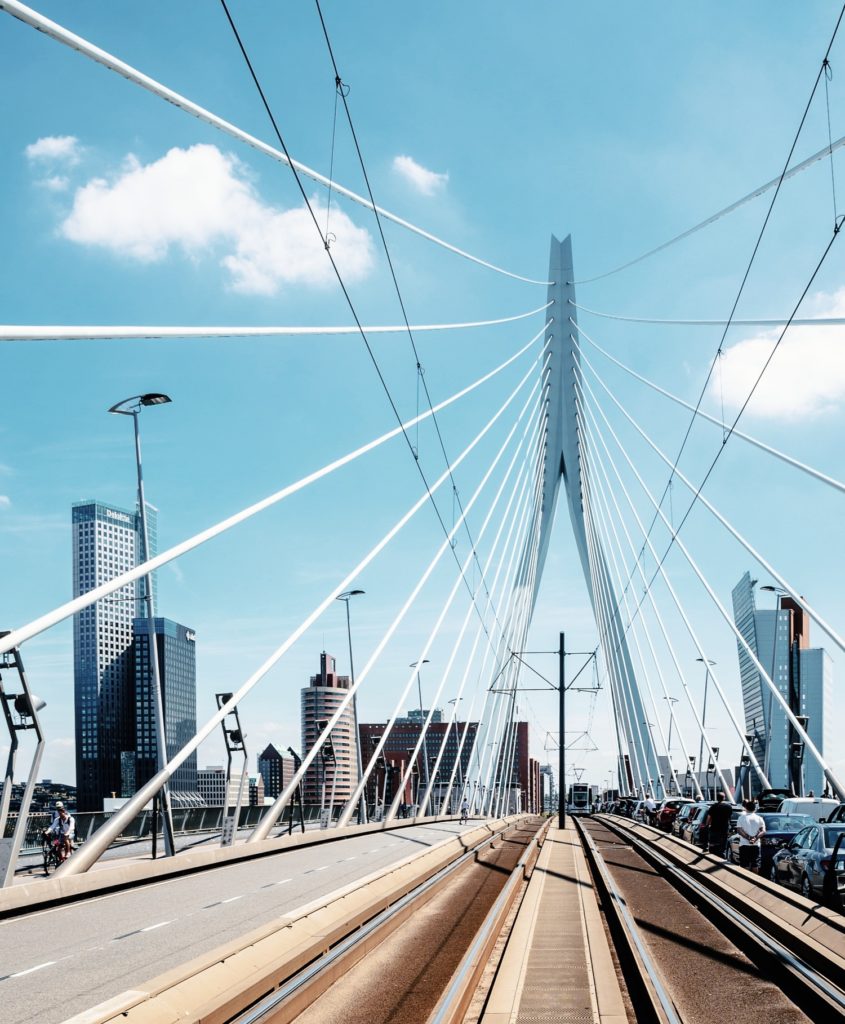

left=14, top=692, right=46, bottom=717
left=337, top=588, right=365, bottom=601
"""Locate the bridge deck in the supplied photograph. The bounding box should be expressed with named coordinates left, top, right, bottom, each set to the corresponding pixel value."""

left=481, top=824, right=626, bottom=1024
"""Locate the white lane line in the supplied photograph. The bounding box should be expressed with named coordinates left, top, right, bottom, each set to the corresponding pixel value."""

left=221, top=895, right=243, bottom=903
left=141, top=920, right=173, bottom=932
left=11, top=961, right=56, bottom=978
left=341, top=856, right=356, bottom=862
left=315, top=865, right=328, bottom=872
left=276, top=878, right=292, bottom=885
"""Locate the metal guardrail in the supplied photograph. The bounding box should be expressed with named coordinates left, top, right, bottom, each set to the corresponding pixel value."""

left=4, top=804, right=341, bottom=854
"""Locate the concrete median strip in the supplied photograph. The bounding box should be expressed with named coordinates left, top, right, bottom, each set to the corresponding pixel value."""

left=62, top=817, right=520, bottom=1024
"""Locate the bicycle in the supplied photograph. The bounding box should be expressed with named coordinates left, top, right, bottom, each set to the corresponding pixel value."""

left=41, top=832, right=73, bottom=875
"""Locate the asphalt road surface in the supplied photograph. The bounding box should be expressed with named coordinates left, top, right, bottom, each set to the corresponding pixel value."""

left=0, top=819, right=478, bottom=1024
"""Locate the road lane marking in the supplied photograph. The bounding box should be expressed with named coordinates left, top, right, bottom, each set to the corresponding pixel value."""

left=221, top=895, right=243, bottom=903
left=11, top=961, right=56, bottom=977
left=141, top=920, right=173, bottom=931
left=114, top=929, right=141, bottom=940
left=315, top=865, right=329, bottom=872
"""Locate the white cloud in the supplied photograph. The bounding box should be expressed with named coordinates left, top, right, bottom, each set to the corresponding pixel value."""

left=712, top=288, right=845, bottom=419
left=37, top=174, right=70, bottom=193
left=60, top=144, right=374, bottom=294
left=25, top=135, right=81, bottom=165
left=392, top=154, right=448, bottom=196
left=0, top=495, right=9, bottom=509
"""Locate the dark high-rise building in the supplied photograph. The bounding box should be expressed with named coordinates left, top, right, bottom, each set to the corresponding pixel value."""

left=258, top=743, right=295, bottom=799
left=133, top=617, right=198, bottom=799
left=72, top=499, right=155, bottom=810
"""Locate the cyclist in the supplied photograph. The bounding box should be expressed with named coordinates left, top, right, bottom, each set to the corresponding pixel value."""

left=44, top=805, right=75, bottom=862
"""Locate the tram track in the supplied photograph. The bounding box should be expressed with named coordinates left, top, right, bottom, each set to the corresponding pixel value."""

left=233, top=817, right=546, bottom=1024
left=575, top=815, right=845, bottom=1023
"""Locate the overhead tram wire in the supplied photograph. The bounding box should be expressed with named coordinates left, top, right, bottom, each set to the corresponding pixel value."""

left=577, top=4, right=845, bottom=650
left=312, top=0, right=510, bottom=647
left=217, top=0, right=527, bottom=659
left=0, top=1, right=550, bottom=287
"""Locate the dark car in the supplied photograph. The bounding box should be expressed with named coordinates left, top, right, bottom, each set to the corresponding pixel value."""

left=673, top=801, right=700, bottom=837
left=770, top=822, right=845, bottom=900
left=656, top=798, right=695, bottom=833
left=679, top=802, right=712, bottom=846
left=825, top=802, right=845, bottom=824
left=726, top=813, right=814, bottom=874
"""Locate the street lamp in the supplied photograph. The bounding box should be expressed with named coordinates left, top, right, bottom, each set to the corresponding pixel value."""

left=337, top=589, right=367, bottom=825
left=663, top=696, right=679, bottom=752
left=410, top=660, right=431, bottom=791
left=695, top=657, right=716, bottom=800
left=109, top=392, right=174, bottom=857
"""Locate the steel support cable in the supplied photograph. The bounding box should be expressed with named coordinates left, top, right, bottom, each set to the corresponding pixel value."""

left=573, top=322, right=845, bottom=497
left=565, top=215, right=842, bottom=692
left=474, top=464, right=544, bottom=815
left=576, top=367, right=845, bottom=798
left=577, top=416, right=650, bottom=794
left=59, top=349, right=540, bottom=873
left=576, top=336, right=845, bottom=658
left=343, top=386, right=544, bottom=826
left=441, top=432, right=547, bottom=816
left=0, top=2, right=551, bottom=287
left=436, top=452, right=541, bottom=819
left=0, top=327, right=543, bottom=659
left=575, top=384, right=746, bottom=796
left=487, top=477, right=545, bottom=815
left=579, top=470, right=642, bottom=793
left=570, top=299, right=845, bottom=329
left=576, top=399, right=702, bottom=799
left=256, top=359, right=544, bottom=838
left=570, top=0, right=845, bottom=289
left=417, top=422, right=543, bottom=817
left=578, top=370, right=815, bottom=794
left=218, top=0, right=516, bottom=657
left=312, top=0, right=516, bottom=651
left=592, top=12, right=845, bottom=601
left=580, top=405, right=691, bottom=799
left=0, top=303, right=554, bottom=343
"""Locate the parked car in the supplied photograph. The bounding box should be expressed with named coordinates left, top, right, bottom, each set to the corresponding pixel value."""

left=770, top=822, right=845, bottom=900
left=777, top=797, right=839, bottom=823
left=673, top=801, right=700, bottom=837
left=825, top=803, right=845, bottom=825
left=679, top=802, right=713, bottom=846
left=726, top=813, right=815, bottom=874
left=656, top=798, right=695, bottom=833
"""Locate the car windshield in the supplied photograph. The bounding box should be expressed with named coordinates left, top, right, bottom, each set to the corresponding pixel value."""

left=761, top=814, right=814, bottom=831
left=823, top=826, right=845, bottom=848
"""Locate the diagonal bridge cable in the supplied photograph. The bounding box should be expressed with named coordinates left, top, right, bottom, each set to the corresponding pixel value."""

left=218, top=0, right=534, bottom=657
left=577, top=3, right=845, bottom=646
left=312, top=0, right=511, bottom=645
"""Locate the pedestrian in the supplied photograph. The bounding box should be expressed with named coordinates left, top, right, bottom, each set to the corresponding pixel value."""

left=460, top=798, right=469, bottom=825
left=736, top=799, right=766, bottom=873
left=704, top=791, right=732, bottom=858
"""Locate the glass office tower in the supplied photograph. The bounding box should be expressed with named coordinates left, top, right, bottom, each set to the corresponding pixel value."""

left=72, top=500, right=155, bottom=811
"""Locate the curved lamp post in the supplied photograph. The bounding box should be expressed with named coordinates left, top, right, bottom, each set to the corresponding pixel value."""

left=109, top=393, right=174, bottom=857
left=336, top=589, right=367, bottom=825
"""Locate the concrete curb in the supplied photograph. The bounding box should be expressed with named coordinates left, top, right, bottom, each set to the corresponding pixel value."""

left=62, top=817, right=523, bottom=1024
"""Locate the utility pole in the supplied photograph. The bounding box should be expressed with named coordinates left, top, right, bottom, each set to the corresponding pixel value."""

left=559, top=631, right=565, bottom=830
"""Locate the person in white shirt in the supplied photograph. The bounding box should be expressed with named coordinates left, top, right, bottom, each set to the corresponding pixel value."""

left=736, top=799, right=766, bottom=873
left=44, top=806, right=75, bottom=862
left=460, top=799, right=469, bottom=825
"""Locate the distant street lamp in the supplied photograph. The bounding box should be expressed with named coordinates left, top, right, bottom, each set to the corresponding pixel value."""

left=337, top=589, right=367, bottom=825
left=109, top=392, right=174, bottom=857
left=695, top=657, right=716, bottom=797
left=663, top=696, right=679, bottom=752
left=410, top=660, right=431, bottom=790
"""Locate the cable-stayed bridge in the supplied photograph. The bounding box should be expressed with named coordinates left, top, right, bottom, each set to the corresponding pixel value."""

left=2, top=2, right=845, bottom=1023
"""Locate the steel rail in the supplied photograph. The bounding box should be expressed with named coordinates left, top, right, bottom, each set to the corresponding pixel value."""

left=597, top=816, right=845, bottom=1018
left=230, top=818, right=538, bottom=1024
left=573, top=817, right=682, bottom=1024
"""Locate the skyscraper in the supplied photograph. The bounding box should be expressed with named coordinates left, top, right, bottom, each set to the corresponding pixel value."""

left=301, top=652, right=358, bottom=807
left=732, top=571, right=831, bottom=795
left=133, top=617, right=198, bottom=801
left=72, top=499, right=155, bottom=810
left=257, top=743, right=295, bottom=799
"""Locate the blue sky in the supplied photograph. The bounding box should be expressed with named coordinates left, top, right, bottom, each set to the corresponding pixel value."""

left=1, top=1, right=844, bottom=795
